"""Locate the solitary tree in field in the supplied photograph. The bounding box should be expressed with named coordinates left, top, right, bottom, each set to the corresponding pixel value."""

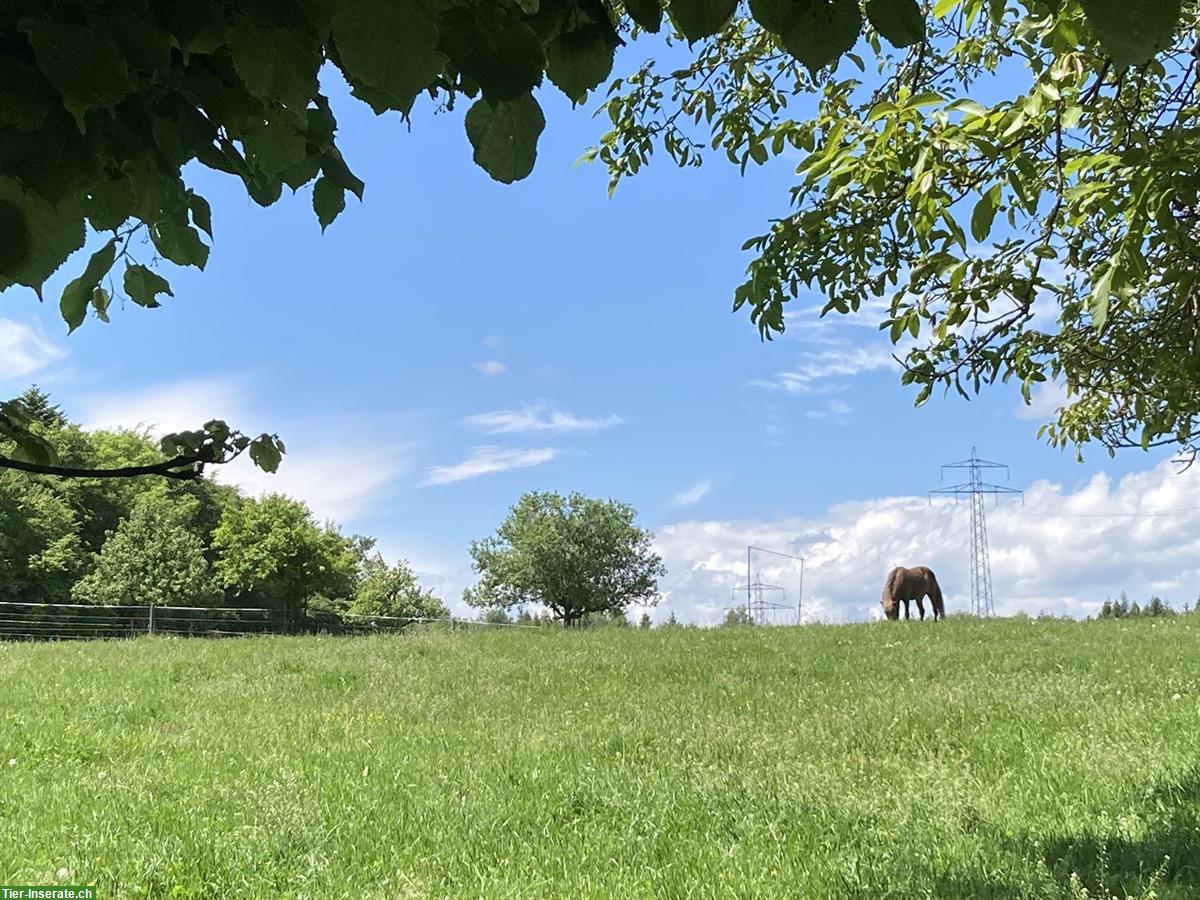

left=465, top=491, right=665, bottom=627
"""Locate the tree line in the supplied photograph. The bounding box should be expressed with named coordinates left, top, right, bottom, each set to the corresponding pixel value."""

left=2, top=388, right=671, bottom=632
left=0, top=387, right=447, bottom=631
left=1098, top=593, right=1181, bottom=620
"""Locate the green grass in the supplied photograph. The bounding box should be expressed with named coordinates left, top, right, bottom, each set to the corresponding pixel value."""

left=0, top=617, right=1198, bottom=898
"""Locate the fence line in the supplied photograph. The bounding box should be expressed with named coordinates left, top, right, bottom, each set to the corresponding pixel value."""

left=0, top=603, right=554, bottom=642
left=0, top=600, right=271, bottom=642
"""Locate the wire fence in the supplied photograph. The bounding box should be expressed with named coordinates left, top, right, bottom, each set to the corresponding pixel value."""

left=0, top=601, right=274, bottom=641
left=0, top=602, right=555, bottom=642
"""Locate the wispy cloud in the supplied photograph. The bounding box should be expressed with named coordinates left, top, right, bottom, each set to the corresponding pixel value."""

left=473, top=360, right=507, bottom=377
left=806, top=398, right=853, bottom=420
left=0, top=319, right=66, bottom=380
left=464, top=403, right=623, bottom=435
left=756, top=344, right=897, bottom=395
left=671, top=480, right=712, bottom=507
left=423, top=446, right=558, bottom=485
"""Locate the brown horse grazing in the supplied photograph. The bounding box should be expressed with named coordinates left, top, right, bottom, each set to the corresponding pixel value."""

left=881, top=566, right=945, bottom=621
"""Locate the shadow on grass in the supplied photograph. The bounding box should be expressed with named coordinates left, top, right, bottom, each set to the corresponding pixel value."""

left=1039, top=765, right=1200, bottom=898
left=926, top=765, right=1200, bottom=899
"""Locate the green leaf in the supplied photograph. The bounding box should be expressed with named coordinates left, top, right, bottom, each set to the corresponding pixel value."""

left=668, top=0, right=739, bottom=41
left=0, top=180, right=85, bottom=297
left=0, top=199, right=31, bottom=281
left=187, top=193, right=213, bottom=238
left=84, top=176, right=137, bottom=232
left=59, top=239, right=117, bottom=332
left=465, top=95, right=546, bottom=184
left=625, top=0, right=664, bottom=32
left=749, top=0, right=813, bottom=35
left=18, top=19, right=134, bottom=126
left=547, top=26, right=616, bottom=103
left=333, top=0, right=445, bottom=114
left=151, top=220, right=210, bottom=269
left=81, top=238, right=118, bottom=285
left=866, top=0, right=925, bottom=47
left=320, top=153, right=365, bottom=201
left=436, top=5, right=545, bottom=101
left=313, top=177, right=346, bottom=232
left=970, top=186, right=999, bottom=243
left=778, top=0, right=864, bottom=74
left=249, top=436, right=284, bottom=473
left=123, top=264, right=174, bottom=308
left=226, top=21, right=320, bottom=111
left=0, top=56, right=53, bottom=132
left=241, top=115, right=310, bottom=177
left=91, top=286, right=111, bottom=323
left=59, top=279, right=92, bottom=333
left=1089, top=263, right=1115, bottom=330
left=1079, top=0, right=1182, bottom=67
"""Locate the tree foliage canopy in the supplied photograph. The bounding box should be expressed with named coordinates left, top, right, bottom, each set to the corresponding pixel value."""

left=211, top=493, right=362, bottom=629
left=595, top=0, right=1200, bottom=459
left=0, top=390, right=440, bottom=624
left=348, top=551, right=449, bottom=619
left=465, top=490, right=665, bottom=625
left=71, top=492, right=222, bottom=607
left=0, top=0, right=1187, bottom=472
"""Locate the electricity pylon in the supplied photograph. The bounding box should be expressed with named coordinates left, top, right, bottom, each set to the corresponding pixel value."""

left=930, top=448, right=1023, bottom=617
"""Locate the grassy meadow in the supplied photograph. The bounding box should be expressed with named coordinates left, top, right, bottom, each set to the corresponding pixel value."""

left=0, top=617, right=1198, bottom=898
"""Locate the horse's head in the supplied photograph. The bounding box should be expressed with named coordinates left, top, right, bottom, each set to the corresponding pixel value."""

left=881, top=596, right=900, bottom=620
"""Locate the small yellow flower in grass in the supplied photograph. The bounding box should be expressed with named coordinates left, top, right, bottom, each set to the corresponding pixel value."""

left=97, top=771, right=107, bottom=779
left=6, top=758, right=14, bottom=767
left=1172, top=693, right=1182, bottom=702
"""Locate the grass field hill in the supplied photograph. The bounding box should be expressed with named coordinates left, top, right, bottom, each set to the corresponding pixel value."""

left=1, top=617, right=1198, bottom=898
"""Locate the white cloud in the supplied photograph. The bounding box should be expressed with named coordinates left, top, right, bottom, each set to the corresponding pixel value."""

left=77, top=378, right=407, bottom=523
left=473, top=360, right=507, bottom=377
left=79, top=378, right=248, bottom=436
left=464, top=403, right=623, bottom=435
left=671, top=480, right=712, bottom=507
left=218, top=447, right=404, bottom=523
left=1015, top=380, right=1069, bottom=421
left=423, top=446, right=558, bottom=485
left=0, top=319, right=65, bottom=380
left=650, top=460, right=1200, bottom=625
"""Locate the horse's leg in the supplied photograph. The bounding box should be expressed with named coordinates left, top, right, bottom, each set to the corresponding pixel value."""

left=917, top=597, right=926, bottom=620
left=903, top=599, right=910, bottom=620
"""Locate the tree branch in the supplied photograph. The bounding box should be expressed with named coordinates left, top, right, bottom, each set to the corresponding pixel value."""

left=0, top=454, right=208, bottom=480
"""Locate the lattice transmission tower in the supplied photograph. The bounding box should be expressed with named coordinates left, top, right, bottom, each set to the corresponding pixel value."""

left=930, top=448, right=1023, bottom=617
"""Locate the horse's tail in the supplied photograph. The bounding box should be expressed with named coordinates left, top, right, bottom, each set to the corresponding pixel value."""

left=928, top=569, right=945, bottom=619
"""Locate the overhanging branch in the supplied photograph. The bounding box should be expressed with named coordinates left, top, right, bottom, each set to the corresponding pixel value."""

left=0, top=454, right=207, bottom=480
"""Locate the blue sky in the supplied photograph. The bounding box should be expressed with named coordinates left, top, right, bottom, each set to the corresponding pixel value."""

left=2, top=38, right=1197, bottom=622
